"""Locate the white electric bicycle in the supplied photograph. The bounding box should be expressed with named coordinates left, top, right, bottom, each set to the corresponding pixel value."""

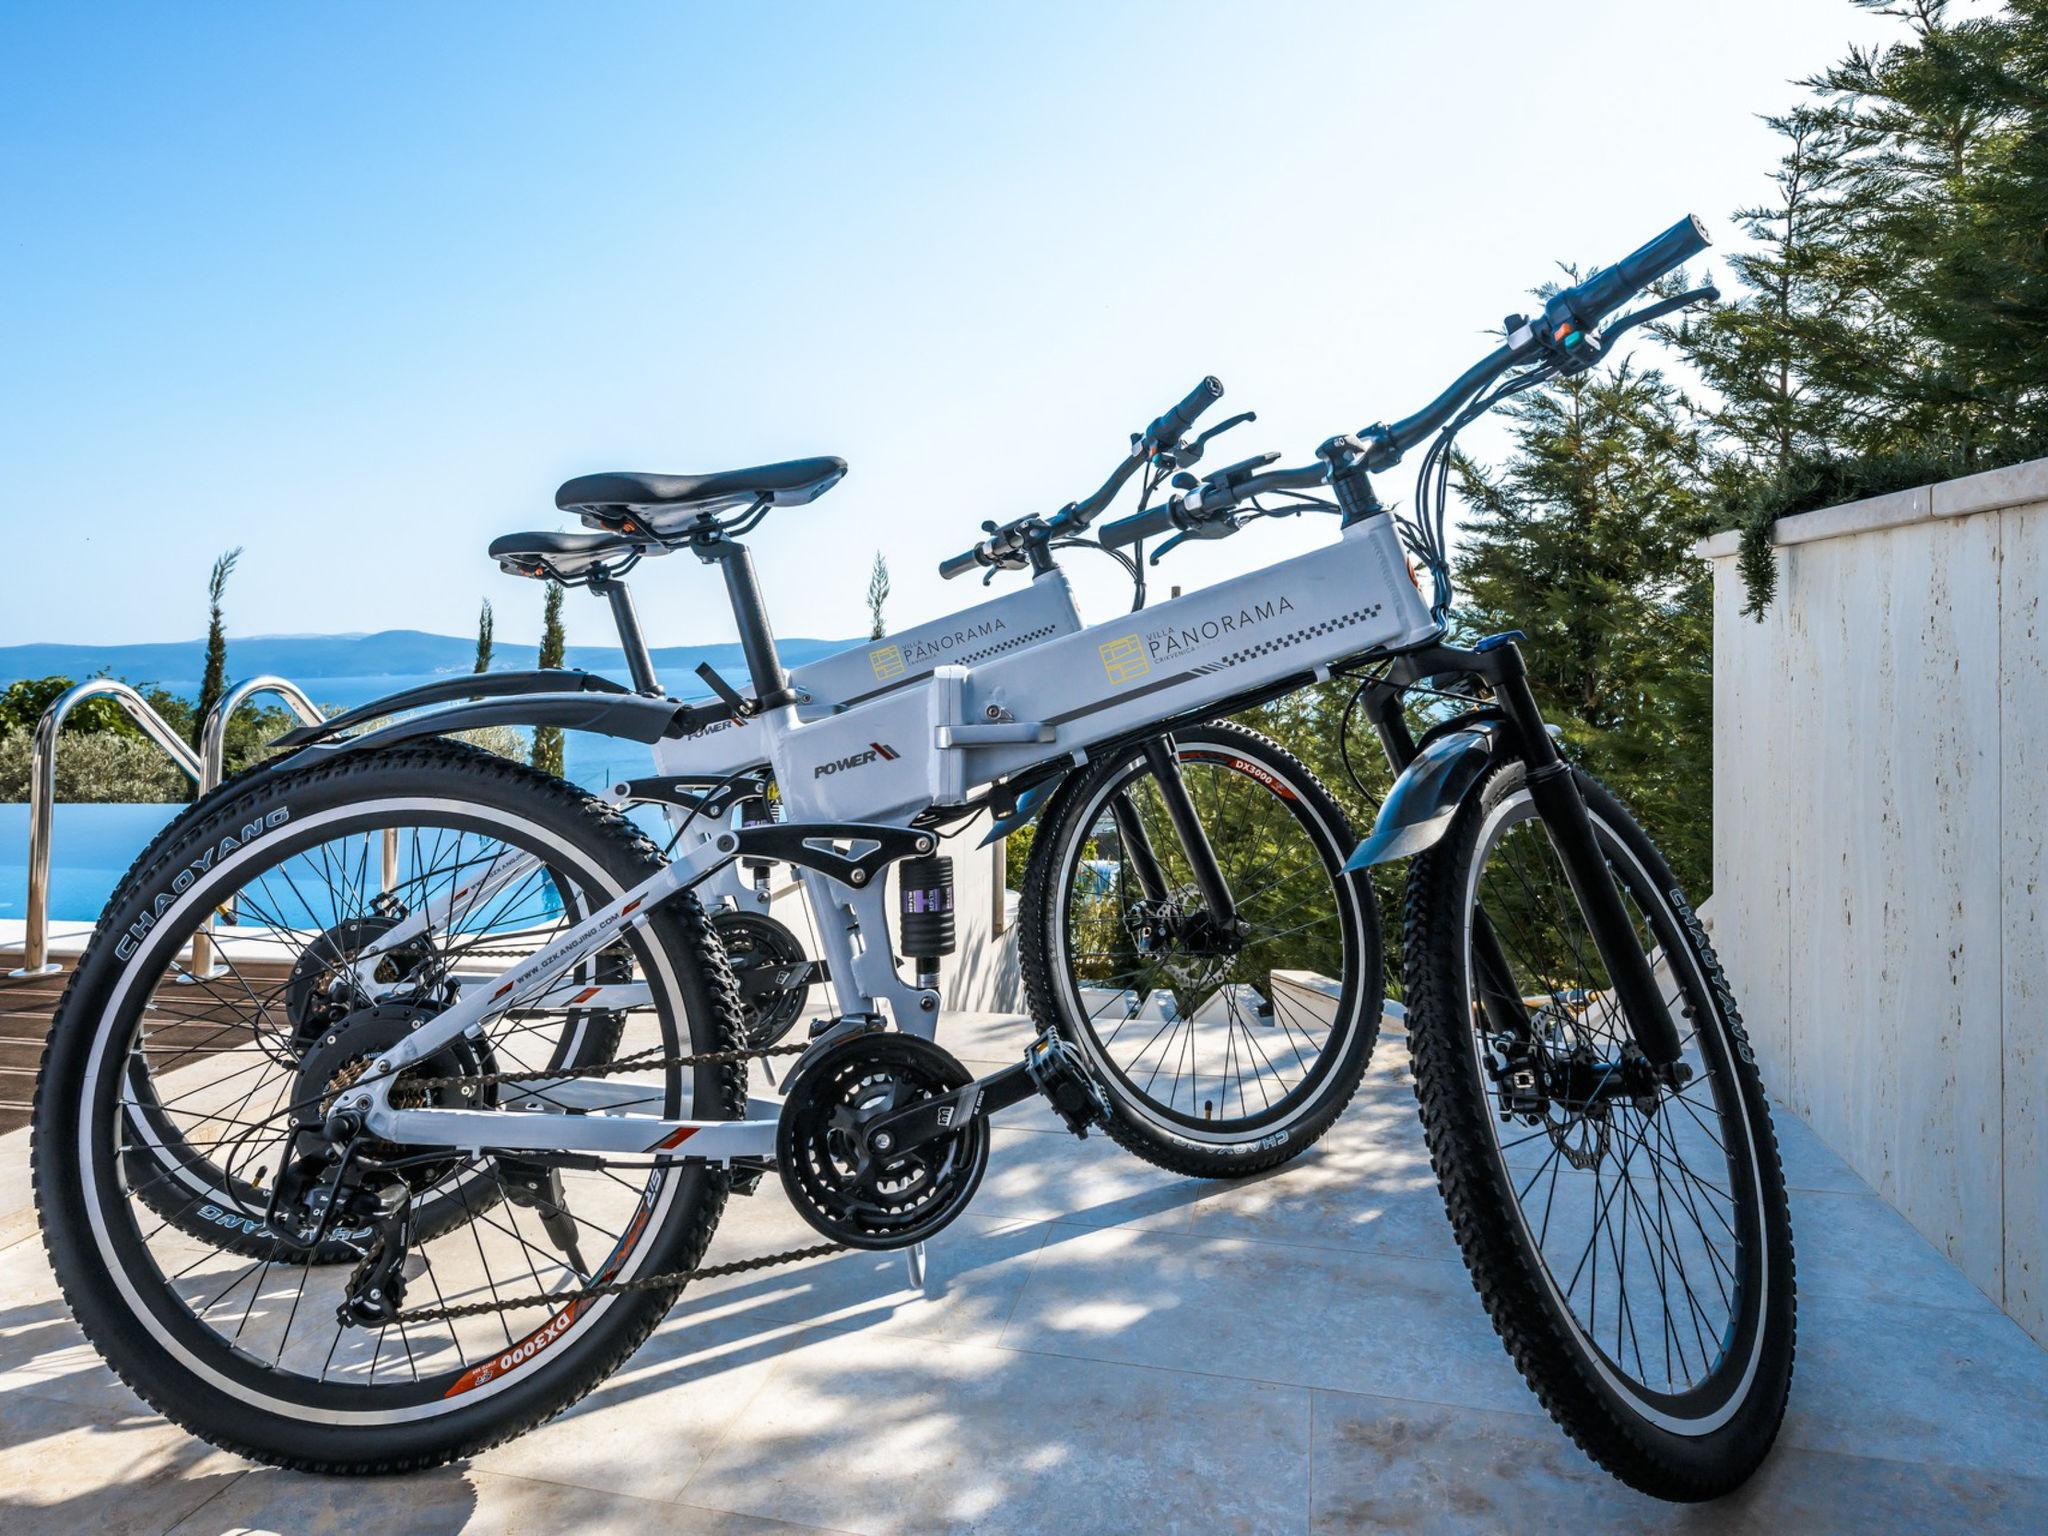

left=36, top=216, right=1796, bottom=1501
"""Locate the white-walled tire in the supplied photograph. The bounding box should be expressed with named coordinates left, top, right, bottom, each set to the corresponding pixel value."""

left=1019, top=722, right=1382, bottom=1177
left=32, top=744, right=746, bottom=1472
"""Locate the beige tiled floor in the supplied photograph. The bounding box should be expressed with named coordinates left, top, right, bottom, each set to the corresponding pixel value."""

left=3, top=1013, right=2045, bottom=1534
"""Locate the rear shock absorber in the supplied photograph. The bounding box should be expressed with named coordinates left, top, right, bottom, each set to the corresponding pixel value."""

left=896, top=853, right=955, bottom=991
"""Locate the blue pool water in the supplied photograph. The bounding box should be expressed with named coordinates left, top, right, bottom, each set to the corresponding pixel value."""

left=0, top=802, right=182, bottom=923
left=1, top=740, right=672, bottom=925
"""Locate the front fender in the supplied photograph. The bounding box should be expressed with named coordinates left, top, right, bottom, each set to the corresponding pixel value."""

left=1344, top=719, right=1508, bottom=870
left=979, top=773, right=1070, bottom=846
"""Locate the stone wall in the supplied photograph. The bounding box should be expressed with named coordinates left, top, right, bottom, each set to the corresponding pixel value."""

left=1699, top=457, right=2047, bottom=1342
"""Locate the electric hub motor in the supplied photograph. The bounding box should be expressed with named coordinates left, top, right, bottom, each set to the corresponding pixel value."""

left=775, top=1031, right=988, bottom=1250
left=283, top=912, right=441, bottom=1050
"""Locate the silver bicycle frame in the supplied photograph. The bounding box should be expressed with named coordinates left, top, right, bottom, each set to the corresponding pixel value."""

left=351, top=512, right=1435, bottom=1163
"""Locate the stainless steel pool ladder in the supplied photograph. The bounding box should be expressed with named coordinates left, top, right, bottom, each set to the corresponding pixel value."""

left=10, top=676, right=324, bottom=977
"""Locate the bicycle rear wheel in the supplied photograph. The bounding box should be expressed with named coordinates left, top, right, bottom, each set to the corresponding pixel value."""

left=1401, top=759, right=1795, bottom=1500
left=34, top=744, right=746, bottom=1472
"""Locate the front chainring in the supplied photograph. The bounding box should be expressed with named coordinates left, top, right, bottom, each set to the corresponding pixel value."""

left=776, top=1031, right=988, bottom=1250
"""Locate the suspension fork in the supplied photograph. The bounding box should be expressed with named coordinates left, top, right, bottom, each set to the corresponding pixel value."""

left=1107, top=788, right=1170, bottom=900
left=1365, top=688, right=1528, bottom=1043
left=1485, top=643, right=1684, bottom=1067
left=1137, top=735, right=1238, bottom=927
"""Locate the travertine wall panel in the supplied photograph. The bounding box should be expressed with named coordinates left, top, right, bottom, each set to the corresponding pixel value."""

left=1707, top=457, right=2046, bottom=1341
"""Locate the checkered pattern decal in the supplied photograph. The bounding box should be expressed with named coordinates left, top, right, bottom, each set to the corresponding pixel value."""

left=1194, top=603, right=1386, bottom=673
left=956, top=622, right=1061, bottom=667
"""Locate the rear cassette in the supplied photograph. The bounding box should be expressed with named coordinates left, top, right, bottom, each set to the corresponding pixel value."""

left=776, top=1031, right=988, bottom=1250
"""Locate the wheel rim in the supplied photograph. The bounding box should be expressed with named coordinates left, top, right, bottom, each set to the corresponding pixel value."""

left=1050, top=739, right=1365, bottom=1138
left=74, top=797, right=697, bottom=1423
left=1460, top=788, right=1770, bottom=1432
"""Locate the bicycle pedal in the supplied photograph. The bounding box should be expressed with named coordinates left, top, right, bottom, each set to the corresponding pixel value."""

left=1024, top=1029, right=1111, bottom=1139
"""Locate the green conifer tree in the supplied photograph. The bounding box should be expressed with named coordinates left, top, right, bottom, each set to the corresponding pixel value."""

left=531, top=582, right=566, bottom=777
left=193, top=547, right=242, bottom=750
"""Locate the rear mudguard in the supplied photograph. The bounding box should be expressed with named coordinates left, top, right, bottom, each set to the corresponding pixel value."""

left=272, top=669, right=632, bottom=749
left=1344, top=718, right=1508, bottom=870
left=281, top=690, right=696, bottom=766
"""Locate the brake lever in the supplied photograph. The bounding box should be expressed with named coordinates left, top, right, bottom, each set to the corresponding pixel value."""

left=1167, top=411, right=1258, bottom=469
left=1598, top=284, right=1721, bottom=346
left=1148, top=510, right=1241, bottom=564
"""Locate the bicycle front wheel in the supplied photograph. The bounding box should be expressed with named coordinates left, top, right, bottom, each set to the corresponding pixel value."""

left=1402, top=759, right=1795, bottom=1500
left=1019, top=721, right=1382, bottom=1177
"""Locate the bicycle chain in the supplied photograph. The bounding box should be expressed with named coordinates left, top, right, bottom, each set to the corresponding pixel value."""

left=399, top=1035, right=812, bottom=1096
left=388, top=1239, right=849, bottom=1325
left=372, top=1034, right=839, bottom=1325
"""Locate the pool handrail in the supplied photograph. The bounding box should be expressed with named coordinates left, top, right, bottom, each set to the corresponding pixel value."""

left=8, top=675, right=324, bottom=978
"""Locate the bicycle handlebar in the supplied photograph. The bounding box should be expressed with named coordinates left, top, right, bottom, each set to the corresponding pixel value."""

left=937, top=546, right=987, bottom=580
left=1365, top=214, right=1711, bottom=469
left=939, top=376, right=1227, bottom=577
left=1099, top=501, right=1179, bottom=551
left=1144, top=376, right=1223, bottom=452
left=1566, top=214, right=1710, bottom=330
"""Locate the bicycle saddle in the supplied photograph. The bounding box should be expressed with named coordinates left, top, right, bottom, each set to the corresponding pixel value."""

left=557, top=456, right=847, bottom=532
left=488, top=528, right=657, bottom=582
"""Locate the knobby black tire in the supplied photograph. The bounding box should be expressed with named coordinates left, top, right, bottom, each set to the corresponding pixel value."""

left=32, top=743, right=748, bottom=1473
left=1018, top=720, right=1382, bottom=1178
left=1400, top=759, right=1795, bottom=1501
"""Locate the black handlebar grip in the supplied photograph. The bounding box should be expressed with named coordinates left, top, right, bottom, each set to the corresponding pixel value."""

left=1100, top=502, right=1180, bottom=550
left=1145, top=376, right=1224, bottom=450
left=1570, top=215, right=1711, bottom=324
left=938, top=545, right=985, bottom=580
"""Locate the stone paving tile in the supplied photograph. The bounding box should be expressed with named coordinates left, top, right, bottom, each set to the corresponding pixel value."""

left=1779, top=1289, right=2048, bottom=1478
left=0, top=1230, right=148, bottom=1421
left=1177, top=1091, right=1461, bottom=1264
left=973, top=1125, right=1207, bottom=1232
left=1767, top=1107, right=1874, bottom=1194
left=680, top=1328, right=1310, bottom=1536
left=472, top=1309, right=843, bottom=1508
left=672, top=1195, right=1054, bottom=1348
left=168, top=1463, right=847, bottom=1535
left=0, top=1389, right=247, bottom=1536
left=1000, top=1221, right=1535, bottom=1414
left=1307, top=1386, right=2048, bottom=1534
left=1791, top=1188, right=1998, bottom=1312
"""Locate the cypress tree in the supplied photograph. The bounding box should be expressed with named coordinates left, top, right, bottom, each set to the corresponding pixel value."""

left=193, top=547, right=242, bottom=750
left=866, top=552, right=891, bottom=640
left=474, top=598, right=494, bottom=675
left=531, top=582, right=566, bottom=777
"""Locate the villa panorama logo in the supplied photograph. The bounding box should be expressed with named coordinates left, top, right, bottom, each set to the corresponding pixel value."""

left=870, top=616, right=1009, bottom=680
left=1143, top=593, right=1296, bottom=661
left=115, top=807, right=292, bottom=961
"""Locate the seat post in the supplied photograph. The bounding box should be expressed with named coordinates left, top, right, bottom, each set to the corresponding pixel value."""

left=699, top=536, right=795, bottom=710
left=589, top=572, right=662, bottom=696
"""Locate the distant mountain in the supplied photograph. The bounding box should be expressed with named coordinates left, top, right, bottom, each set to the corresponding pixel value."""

left=0, top=629, right=855, bottom=698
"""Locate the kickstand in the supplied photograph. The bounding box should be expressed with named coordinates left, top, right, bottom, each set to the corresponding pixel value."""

left=760, top=1054, right=781, bottom=1090
left=903, top=1240, right=928, bottom=1296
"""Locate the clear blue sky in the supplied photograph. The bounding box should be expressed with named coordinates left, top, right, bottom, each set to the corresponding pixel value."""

left=1, top=0, right=1892, bottom=654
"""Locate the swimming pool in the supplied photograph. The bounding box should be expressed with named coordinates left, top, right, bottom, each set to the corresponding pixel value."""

left=0, top=802, right=181, bottom=923
left=1, top=780, right=675, bottom=925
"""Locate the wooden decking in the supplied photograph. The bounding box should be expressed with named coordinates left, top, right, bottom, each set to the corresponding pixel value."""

left=0, top=956, right=65, bottom=1134
left=0, top=947, right=297, bottom=1136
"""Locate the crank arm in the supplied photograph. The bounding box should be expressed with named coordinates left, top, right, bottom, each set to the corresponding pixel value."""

left=865, top=1029, right=1110, bottom=1157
